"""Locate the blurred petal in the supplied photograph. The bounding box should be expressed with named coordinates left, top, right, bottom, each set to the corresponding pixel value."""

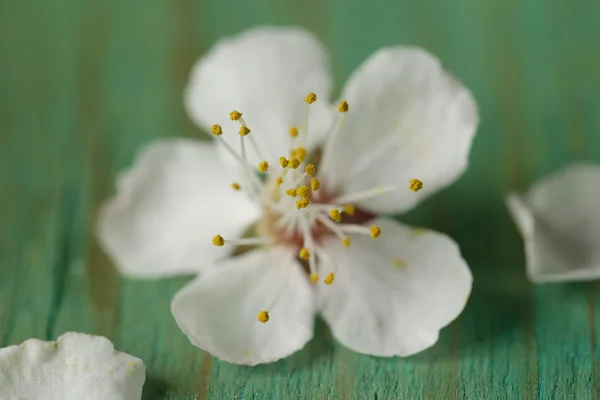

left=507, top=162, right=600, bottom=282
left=317, top=218, right=471, bottom=356
left=171, top=247, right=315, bottom=365
left=97, top=139, right=259, bottom=278
left=0, top=332, right=145, bottom=400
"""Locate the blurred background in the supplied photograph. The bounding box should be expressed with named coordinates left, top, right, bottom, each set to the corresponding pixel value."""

left=1, top=0, right=599, bottom=398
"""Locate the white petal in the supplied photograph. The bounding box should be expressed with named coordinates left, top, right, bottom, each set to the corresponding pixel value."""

left=317, top=217, right=472, bottom=357
left=0, top=332, right=145, bottom=400
left=185, top=26, right=334, bottom=165
left=171, top=246, right=315, bottom=365
left=507, top=162, right=600, bottom=283
left=97, top=139, right=260, bottom=278
left=320, top=47, right=478, bottom=214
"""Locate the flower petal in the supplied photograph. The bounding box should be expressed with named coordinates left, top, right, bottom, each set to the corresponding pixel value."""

left=320, top=47, right=478, bottom=214
left=317, top=217, right=472, bottom=357
left=507, top=162, right=600, bottom=283
left=97, top=139, right=260, bottom=278
left=171, top=246, right=315, bottom=365
left=185, top=26, right=334, bottom=165
left=0, top=332, right=145, bottom=400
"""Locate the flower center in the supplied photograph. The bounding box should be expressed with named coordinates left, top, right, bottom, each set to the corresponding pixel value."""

left=209, top=94, right=424, bottom=323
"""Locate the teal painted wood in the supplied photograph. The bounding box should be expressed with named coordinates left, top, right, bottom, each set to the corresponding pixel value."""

left=1, top=0, right=600, bottom=398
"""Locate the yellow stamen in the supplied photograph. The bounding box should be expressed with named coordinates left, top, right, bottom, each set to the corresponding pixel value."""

left=311, top=178, right=320, bottom=191
left=329, top=209, right=342, bottom=222
left=337, top=100, right=349, bottom=113
left=296, top=199, right=310, bottom=209
left=294, top=147, right=308, bottom=162
left=393, top=259, right=406, bottom=268
left=276, top=177, right=283, bottom=187
left=298, top=248, right=310, bottom=260
left=289, top=157, right=300, bottom=169
left=309, top=273, right=319, bottom=284
left=305, top=164, right=316, bottom=176
left=231, top=182, right=241, bottom=191
left=370, top=225, right=381, bottom=238
left=229, top=110, right=242, bottom=121
left=239, top=125, right=250, bottom=136
left=342, top=237, right=351, bottom=248
left=297, top=185, right=310, bottom=198
left=257, top=310, right=269, bottom=323
left=286, top=188, right=297, bottom=197
left=279, top=157, right=289, bottom=168
left=289, top=126, right=299, bottom=137
left=258, top=161, right=269, bottom=173
left=325, top=273, right=335, bottom=285
left=212, top=235, right=224, bottom=247
left=343, top=204, right=355, bottom=216
left=409, top=179, right=423, bottom=192
left=305, top=93, right=317, bottom=104
left=211, top=124, right=223, bottom=136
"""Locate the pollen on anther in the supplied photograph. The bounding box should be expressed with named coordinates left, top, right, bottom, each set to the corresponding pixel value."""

left=231, top=182, right=241, bottom=191
left=258, top=161, right=269, bottom=173
left=343, top=204, right=355, bottom=216
left=325, top=273, right=335, bottom=285
left=297, top=185, right=310, bottom=198
left=212, top=235, right=224, bottom=247
left=342, top=237, right=351, bottom=248
left=239, top=125, right=251, bottom=136
left=294, top=147, right=308, bottom=162
left=305, top=164, right=316, bottom=176
left=211, top=124, right=223, bottom=136
left=305, top=93, right=317, bottom=104
left=298, top=248, right=310, bottom=260
left=289, top=126, right=299, bottom=137
left=289, top=157, right=301, bottom=169
left=337, top=100, right=349, bottom=113
left=257, top=310, right=270, bottom=323
left=296, top=199, right=310, bottom=209
left=329, top=209, right=342, bottom=222
left=286, top=188, right=297, bottom=197
left=370, top=225, right=382, bottom=238
left=311, top=178, right=320, bottom=191
left=309, top=273, right=319, bottom=284
left=409, top=179, right=423, bottom=192
left=393, top=259, right=407, bottom=268
left=279, top=157, right=289, bottom=168
left=276, top=177, right=283, bottom=187
left=229, top=110, right=242, bottom=121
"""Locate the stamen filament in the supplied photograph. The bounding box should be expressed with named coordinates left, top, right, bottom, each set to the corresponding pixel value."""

left=222, top=237, right=272, bottom=246
left=333, top=184, right=408, bottom=204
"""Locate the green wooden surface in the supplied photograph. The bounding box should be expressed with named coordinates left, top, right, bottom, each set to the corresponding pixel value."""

left=1, top=0, right=600, bottom=398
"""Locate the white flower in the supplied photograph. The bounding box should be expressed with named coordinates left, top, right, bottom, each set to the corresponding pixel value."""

left=97, top=26, right=478, bottom=365
left=0, top=332, right=145, bottom=399
left=507, top=162, right=600, bottom=283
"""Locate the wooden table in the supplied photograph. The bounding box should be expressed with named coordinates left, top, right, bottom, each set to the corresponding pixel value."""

left=1, top=0, right=599, bottom=398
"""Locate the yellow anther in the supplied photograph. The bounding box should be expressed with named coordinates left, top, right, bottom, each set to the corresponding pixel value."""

left=289, top=157, right=300, bottom=169
left=329, top=209, right=342, bottom=222
left=409, top=178, right=423, bottom=192
left=342, top=237, right=351, bottom=248
left=231, top=182, right=241, bottom=191
left=325, top=273, right=335, bottom=285
left=343, top=204, right=355, bottom=216
left=296, top=199, right=310, bottom=209
left=257, top=310, right=270, bottom=323
left=294, top=147, right=308, bottom=162
left=337, top=100, right=349, bottom=113
left=212, top=235, right=224, bottom=247
left=305, top=93, right=317, bottom=104
left=276, top=177, right=283, bottom=187
left=279, top=157, right=289, bottom=168
left=289, top=126, right=299, bottom=137
left=370, top=225, right=381, bottom=239
left=298, top=248, right=310, bottom=260
left=211, top=124, right=223, bottom=136
left=393, top=259, right=407, bottom=268
left=309, top=273, right=319, bottom=284
left=239, top=125, right=250, bottom=136
left=305, top=164, right=316, bottom=176
left=297, top=185, right=310, bottom=198
left=286, top=188, right=297, bottom=197
left=311, top=178, right=321, bottom=191
left=258, top=161, right=269, bottom=173
left=229, top=110, right=242, bottom=121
